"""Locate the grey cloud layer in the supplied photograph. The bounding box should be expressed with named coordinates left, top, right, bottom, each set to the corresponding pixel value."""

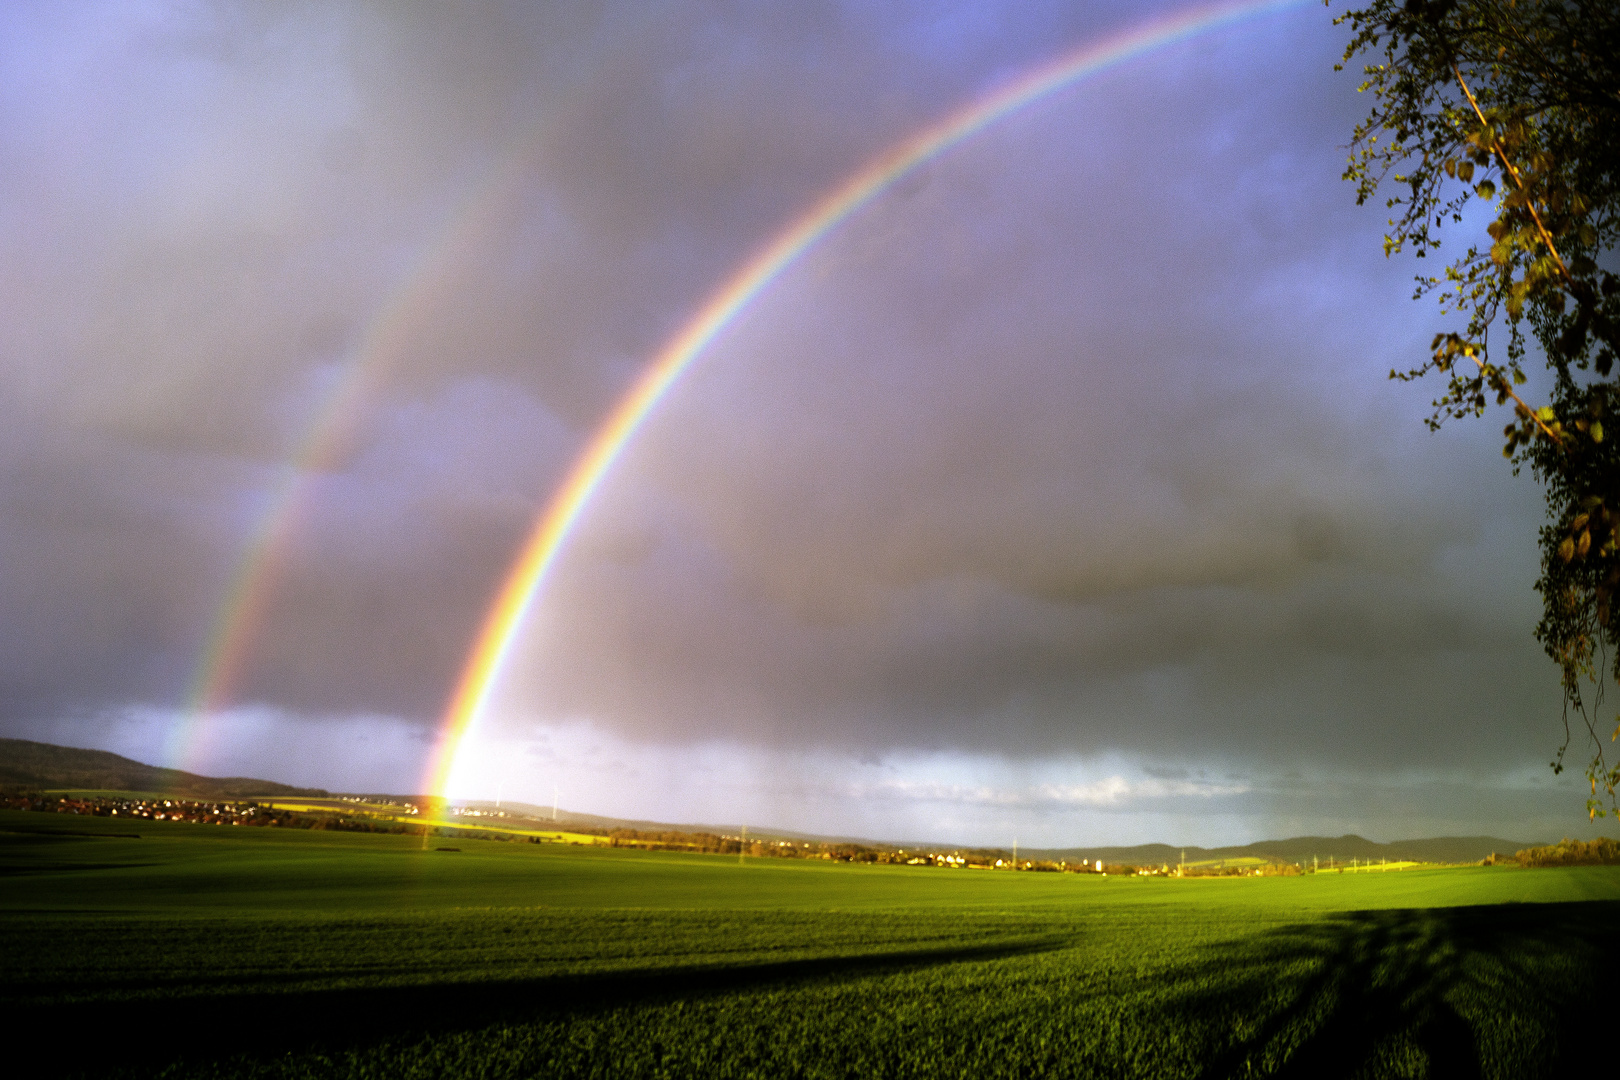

left=0, top=3, right=1564, bottom=787
left=3, top=0, right=1066, bottom=719
left=496, top=11, right=1558, bottom=771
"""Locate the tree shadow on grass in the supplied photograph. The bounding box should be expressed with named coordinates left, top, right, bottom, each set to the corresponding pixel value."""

left=19, top=900, right=1620, bottom=1077
left=25, top=935, right=1063, bottom=1075
left=0, top=862, right=161, bottom=875
left=1174, top=899, right=1620, bottom=1078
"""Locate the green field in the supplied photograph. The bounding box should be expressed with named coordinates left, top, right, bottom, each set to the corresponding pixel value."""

left=4, top=809, right=1617, bottom=1078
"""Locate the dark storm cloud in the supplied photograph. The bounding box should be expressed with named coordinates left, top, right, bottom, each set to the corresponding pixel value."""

left=0, top=415, right=226, bottom=716
left=4, top=0, right=1119, bottom=722
left=494, top=7, right=1561, bottom=773
left=0, top=2, right=1564, bottom=793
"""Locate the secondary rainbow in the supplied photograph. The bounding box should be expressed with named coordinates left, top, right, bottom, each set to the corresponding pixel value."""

left=425, top=0, right=1309, bottom=798
left=169, top=139, right=543, bottom=775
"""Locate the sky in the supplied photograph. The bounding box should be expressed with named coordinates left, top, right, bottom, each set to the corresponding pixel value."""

left=0, top=0, right=1604, bottom=848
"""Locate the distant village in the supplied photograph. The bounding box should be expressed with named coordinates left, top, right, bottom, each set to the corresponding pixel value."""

left=11, top=790, right=1604, bottom=868
left=0, top=793, right=418, bottom=832
left=2, top=792, right=1315, bottom=874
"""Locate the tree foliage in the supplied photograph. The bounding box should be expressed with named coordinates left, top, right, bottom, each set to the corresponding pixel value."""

left=1336, top=0, right=1620, bottom=814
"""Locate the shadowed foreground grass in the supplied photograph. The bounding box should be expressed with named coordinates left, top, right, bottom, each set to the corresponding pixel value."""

left=4, top=811, right=1616, bottom=1077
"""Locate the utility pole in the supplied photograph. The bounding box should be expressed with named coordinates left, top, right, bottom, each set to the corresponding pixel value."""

left=552, top=784, right=558, bottom=823
left=740, top=824, right=747, bottom=866
left=1012, top=837, right=1017, bottom=869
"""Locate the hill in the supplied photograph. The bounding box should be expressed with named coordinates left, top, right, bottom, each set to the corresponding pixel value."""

left=449, top=802, right=1535, bottom=864
left=1028, top=834, right=1539, bottom=866
left=452, top=799, right=857, bottom=843
left=0, top=738, right=327, bottom=798
left=0, top=738, right=1541, bottom=860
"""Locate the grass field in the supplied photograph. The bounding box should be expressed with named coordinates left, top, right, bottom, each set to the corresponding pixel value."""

left=5, top=809, right=1617, bottom=1078
left=260, top=798, right=610, bottom=845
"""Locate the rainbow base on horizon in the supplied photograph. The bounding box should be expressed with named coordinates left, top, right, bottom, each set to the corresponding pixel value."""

left=424, top=0, right=1312, bottom=801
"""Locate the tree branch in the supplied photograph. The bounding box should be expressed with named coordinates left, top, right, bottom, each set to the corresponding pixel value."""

left=1471, top=352, right=1564, bottom=443
left=1454, top=64, right=1573, bottom=287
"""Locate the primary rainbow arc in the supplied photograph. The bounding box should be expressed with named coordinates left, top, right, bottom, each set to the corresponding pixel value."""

left=424, top=0, right=1308, bottom=798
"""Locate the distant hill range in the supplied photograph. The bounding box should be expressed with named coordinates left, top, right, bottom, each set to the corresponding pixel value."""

left=451, top=799, right=852, bottom=844
left=1020, top=835, right=1542, bottom=867
left=1, top=738, right=1540, bottom=861
left=0, top=738, right=327, bottom=798
left=451, top=800, right=1537, bottom=864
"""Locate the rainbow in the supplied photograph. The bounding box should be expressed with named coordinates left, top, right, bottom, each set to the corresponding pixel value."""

left=424, top=0, right=1310, bottom=798
left=169, top=141, right=544, bottom=774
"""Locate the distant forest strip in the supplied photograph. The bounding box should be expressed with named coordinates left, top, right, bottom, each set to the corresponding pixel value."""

left=1515, top=839, right=1620, bottom=867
